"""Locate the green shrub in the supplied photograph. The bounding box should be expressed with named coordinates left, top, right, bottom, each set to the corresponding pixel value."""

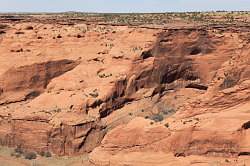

left=220, top=76, right=238, bottom=89
left=150, top=114, right=164, bottom=122
left=40, top=151, right=52, bottom=158
left=24, top=152, right=37, bottom=160
left=162, top=108, right=176, bottom=115
left=14, top=146, right=23, bottom=154
left=220, top=71, right=240, bottom=89
left=39, top=151, right=45, bottom=157
left=44, top=151, right=52, bottom=157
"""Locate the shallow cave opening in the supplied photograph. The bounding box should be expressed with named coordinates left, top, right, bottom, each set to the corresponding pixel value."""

left=242, top=121, right=250, bottom=130
left=238, top=152, right=250, bottom=156
left=190, top=47, right=202, bottom=55
left=185, top=83, right=208, bottom=90
left=0, top=30, right=6, bottom=34
left=25, top=91, right=41, bottom=100
left=141, top=50, right=153, bottom=59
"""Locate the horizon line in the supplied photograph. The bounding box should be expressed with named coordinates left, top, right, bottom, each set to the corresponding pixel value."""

left=0, top=10, right=250, bottom=14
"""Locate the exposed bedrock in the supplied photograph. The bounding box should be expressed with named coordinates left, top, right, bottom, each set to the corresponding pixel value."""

left=0, top=59, right=80, bottom=105
left=89, top=28, right=250, bottom=165
left=1, top=26, right=247, bottom=159
left=89, top=118, right=250, bottom=165
left=0, top=114, right=105, bottom=156
left=99, top=29, right=218, bottom=117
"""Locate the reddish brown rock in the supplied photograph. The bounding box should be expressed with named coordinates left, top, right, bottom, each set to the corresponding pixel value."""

left=0, top=59, right=79, bottom=104
left=0, top=15, right=250, bottom=166
left=0, top=112, right=105, bottom=156
left=89, top=27, right=250, bottom=165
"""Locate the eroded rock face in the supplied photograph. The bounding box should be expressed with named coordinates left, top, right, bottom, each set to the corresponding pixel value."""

left=89, top=27, right=250, bottom=165
left=0, top=20, right=158, bottom=155
left=0, top=113, right=105, bottom=156
left=0, top=59, right=79, bottom=104
left=90, top=117, right=250, bottom=165
left=99, top=29, right=219, bottom=117
left=0, top=16, right=250, bottom=166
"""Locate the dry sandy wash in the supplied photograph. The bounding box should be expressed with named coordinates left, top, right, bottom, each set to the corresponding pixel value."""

left=0, top=14, right=249, bottom=165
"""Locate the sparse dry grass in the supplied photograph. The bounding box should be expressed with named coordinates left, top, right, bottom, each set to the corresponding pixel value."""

left=0, top=146, right=89, bottom=166
left=1, top=11, right=250, bottom=26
